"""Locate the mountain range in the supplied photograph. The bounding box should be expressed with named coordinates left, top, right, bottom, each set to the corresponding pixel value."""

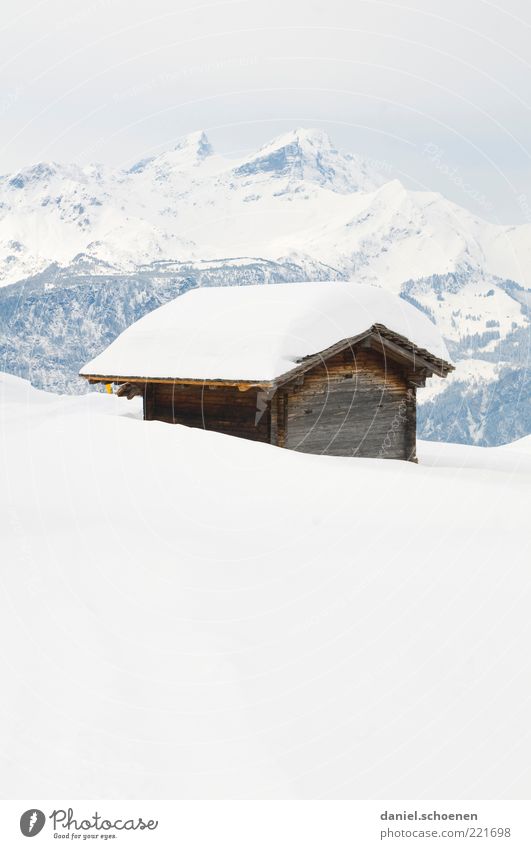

left=1, top=127, right=529, bottom=445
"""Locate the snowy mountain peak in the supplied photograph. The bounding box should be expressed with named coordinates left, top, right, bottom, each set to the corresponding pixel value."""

left=6, top=162, right=59, bottom=189
left=127, top=130, right=214, bottom=176
left=233, top=126, right=385, bottom=193
left=3, top=160, right=99, bottom=191
left=172, top=129, right=213, bottom=159
left=258, top=127, right=335, bottom=153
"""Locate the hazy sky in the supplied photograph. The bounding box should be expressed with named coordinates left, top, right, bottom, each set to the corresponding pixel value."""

left=1, top=0, right=530, bottom=223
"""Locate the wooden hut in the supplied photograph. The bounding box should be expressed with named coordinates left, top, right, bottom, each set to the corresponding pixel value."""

left=80, top=282, right=453, bottom=461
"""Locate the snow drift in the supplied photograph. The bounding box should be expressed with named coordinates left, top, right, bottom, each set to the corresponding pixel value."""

left=1, top=374, right=529, bottom=799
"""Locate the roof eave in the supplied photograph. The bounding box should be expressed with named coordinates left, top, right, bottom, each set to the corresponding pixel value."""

left=79, top=373, right=273, bottom=391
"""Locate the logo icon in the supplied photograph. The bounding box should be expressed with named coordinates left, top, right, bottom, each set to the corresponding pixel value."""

left=20, top=810, right=46, bottom=837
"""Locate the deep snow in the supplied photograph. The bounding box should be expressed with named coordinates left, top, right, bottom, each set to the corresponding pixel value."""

left=1, top=374, right=530, bottom=799
left=80, top=281, right=451, bottom=382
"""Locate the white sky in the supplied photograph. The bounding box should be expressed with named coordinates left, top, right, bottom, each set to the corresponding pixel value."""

left=1, top=0, right=530, bottom=223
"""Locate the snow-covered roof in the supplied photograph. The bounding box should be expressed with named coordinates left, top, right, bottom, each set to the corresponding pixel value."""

left=80, top=281, right=452, bottom=383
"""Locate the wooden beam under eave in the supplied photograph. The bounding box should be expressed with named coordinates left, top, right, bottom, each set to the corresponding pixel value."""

left=81, top=374, right=270, bottom=391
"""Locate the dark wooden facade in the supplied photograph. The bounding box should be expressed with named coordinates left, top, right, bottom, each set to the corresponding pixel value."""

left=84, top=324, right=453, bottom=462
left=144, top=381, right=271, bottom=443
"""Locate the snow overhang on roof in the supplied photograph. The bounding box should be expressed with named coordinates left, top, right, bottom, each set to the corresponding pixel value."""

left=80, top=281, right=454, bottom=384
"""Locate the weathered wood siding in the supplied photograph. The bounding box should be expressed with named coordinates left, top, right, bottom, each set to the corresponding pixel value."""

left=281, top=349, right=414, bottom=460
left=137, top=345, right=419, bottom=460
left=146, top=382, right=270, bottom=442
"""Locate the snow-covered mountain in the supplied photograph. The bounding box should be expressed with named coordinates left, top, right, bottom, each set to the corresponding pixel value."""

left=2, top=127, right=530, bottom=290
left=0, top=128, right=386, bottom=284
left=0, top=127, right=530, bottom=445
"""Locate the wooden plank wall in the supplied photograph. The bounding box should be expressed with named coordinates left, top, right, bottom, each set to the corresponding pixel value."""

left=149, top=382, right=271, bottom=442
left=139, top=346, right=418, bottom=460
left=282, top=348, right=413, bottom=460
